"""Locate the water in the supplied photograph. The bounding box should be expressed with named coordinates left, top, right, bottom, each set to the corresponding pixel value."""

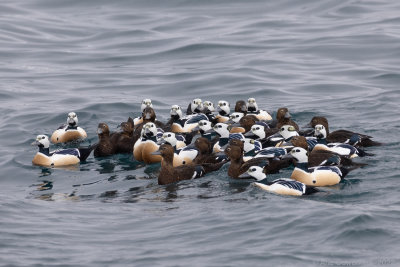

left=1, top=0, right=400, bottom=266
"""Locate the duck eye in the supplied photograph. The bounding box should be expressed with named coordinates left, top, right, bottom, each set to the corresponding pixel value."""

left=226, top=148, right=231, bottom=152
left=42, top=136, right=45, bottom=139
left=251, top=168, right=256, bottom=172
left=167, top=134, right=171, bottom=137
left=218, top=125, right=222, bottom=128
left=223, top=103, right=226, bottom=106
left=256, top=127, right=260, bottom=130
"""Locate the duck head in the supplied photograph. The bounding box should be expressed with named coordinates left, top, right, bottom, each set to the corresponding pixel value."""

left=213, top=123, right=230, bottom=138
left=142, top=122, right=158, bottom=138
left=290, top=136, right=309, bottom=150
left=190, top=98, right=203, bottom=113
left=276, top=107, right=291, bottom=121
left=67, top=112, right=78, bottom=127
left=239, top=166, right=266, bottom=180
left=217, top=100, right=230, bottom=116
left=314, top=124, right=327, bottom=139
left=142, top=106, right=156, bottom=121
left=203, top=101, right=215, bottom=113
left=279, top=125, right=299, bottom=140
left=141, top=99, right=153, bottom=111
left=170, top=105, right=183, bottom=119
left=32, top=134, right=50, bottom=149
left=234, top=100, right=247, bottom=113
left=284, top=147, right=308, bottom=164
left=247, top=98, right=258, bottom=112
left=97, top=123, right=110, bottom=136
left=158, top=132, right=177, bottom=146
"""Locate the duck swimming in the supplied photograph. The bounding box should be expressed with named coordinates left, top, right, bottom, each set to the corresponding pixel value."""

left=32, top=135, right=94, bottom=167
left=50, top=112, right=87, bottom=143
left=239, top=166, right=318, bottom=196
left=152, top=144, right=206, bottom=185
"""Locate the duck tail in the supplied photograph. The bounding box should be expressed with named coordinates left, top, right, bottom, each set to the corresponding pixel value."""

left=339, top=165, right=359, bottom=179
left=361, top=138, right=382, bottom=147
left=78, top=144, right=97, bottom=162
left=340, top=157, right=368, bottom=168
left=304, top=186, right=319, bottom=195
left=356, top=147, right=374, bottom=157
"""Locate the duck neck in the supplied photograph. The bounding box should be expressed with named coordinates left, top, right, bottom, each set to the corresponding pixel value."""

left=295, top=162, right=309, bottom=171
left=317, top=138, right=327, bottom=145
left=39, top=146, right=50, bottom=156
left=218, top=137, right=229, bottom=147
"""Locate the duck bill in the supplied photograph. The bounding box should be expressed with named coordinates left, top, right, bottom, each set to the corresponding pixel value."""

left=157, top=139, right=167, bottom=145
left=284, top=112, right=291, bottom=119
left=244, top=131, right=257, bottom=138
left=151, top=151, right=161, bottom=156
left=191, top=126, right=200, bottom=132
left=31, top=140, right=40, bottom=146
left=238, top=173, right=256, bottom=180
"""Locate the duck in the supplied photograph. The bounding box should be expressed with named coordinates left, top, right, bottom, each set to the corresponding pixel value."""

left=226, top=112, right=247, bottom=133
left=158, top=131, right=198, bottom=165
left=283, top=147, right=352, bottom=186
left=32, top=135, right=94, bottom=167
left=133, top=99, right=153, bottom=126
left=203, top=101, right=215, bottom=113
left=246, top=98, right=273, bottom=121
left=157, top=132, right=188, bottom=167
left=234, top=100, right=248, bottom=113
left=239, top=166, right=318, bottom=196
left=192, top=137, right=228, bottom=172
left=192, top=120, right=218, bottom=141
left=307, top=116, right=381, bottom=147
left=110, top=118, right=135, bottom=154
left=244, top=122, right=279, bottom=141
left=50, top=112, right=87, bottom=143
left=224, top=144, right=271, bottom=178
left=313, top=124, right=371, bottom=158
left=290, top=136, right=366, bottom=168
left=274, top=107, right=299, bottom=131
left=133, top=122, right=162, bottom=164
left=152, top=144, right=206, bottom=185
left=94, top=123, right=117, bottom=157
left=215, top=100, right=231, bottom=123
left=186, top=98, right=204, bottom=115
left=168, top=105, right=208, bottom=133
left=209, top=123, right=245, bottom=152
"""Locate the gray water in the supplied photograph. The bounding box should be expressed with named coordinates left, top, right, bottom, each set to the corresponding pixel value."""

left=1, top=0, right=400, bottom=266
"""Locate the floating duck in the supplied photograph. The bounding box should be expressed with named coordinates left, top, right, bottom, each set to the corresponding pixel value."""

left=94, top=123, right=116, bottom=157
left=50, top=112, right=87, bottom=143
left=284, top=147, right=352, bottom=186
left=169, top=105, right=208, bottom=133
left=239, top=166, right=318, bottom=196
left=215, top=100, right=231, bottom=123
left=306, top=116, right=381, bottom=147
left=32, top=135, right=94, bottom=167
left=133, top=122, right=162, bottom=164
left=246, top=98, right=273, bottom=121
left=152, top=144, right=206, bottom=185
left=186, top=98, right=204, bottom=115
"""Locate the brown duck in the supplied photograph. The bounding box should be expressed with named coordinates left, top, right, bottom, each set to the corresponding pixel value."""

left=224, top=144, right=270, bottom=178
left=94, top=123, right=116, bottom=157
left=193, top=137, right=228, bottom=173
left=275, top=107, right=299, bottom=131
left=152, top=144, right=206, bottom=185
left=111, top=117, right=135, bottom=154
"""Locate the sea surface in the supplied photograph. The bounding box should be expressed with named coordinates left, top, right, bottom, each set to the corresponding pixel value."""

left=1, top=0, right=400, bottom=266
